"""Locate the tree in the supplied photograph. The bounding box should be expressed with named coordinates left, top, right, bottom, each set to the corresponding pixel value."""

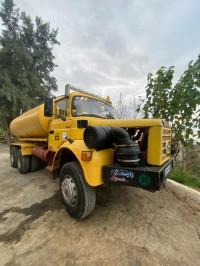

left=113, top=93, right=144, bottom=119
left=0, top=0, right=59, bottom=141
left=139, top=56, right=200, bottom=147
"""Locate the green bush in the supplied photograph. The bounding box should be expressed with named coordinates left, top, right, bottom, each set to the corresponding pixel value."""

left=0, top=127, right=6, bottom=136
left=169, top=166, right=200, bottom=189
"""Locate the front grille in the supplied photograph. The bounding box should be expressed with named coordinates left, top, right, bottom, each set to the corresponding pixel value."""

left=161, top=127, right=171, bottom=162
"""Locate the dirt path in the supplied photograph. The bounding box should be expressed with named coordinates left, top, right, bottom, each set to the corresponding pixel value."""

left=0, top=143, right=200, bottom=266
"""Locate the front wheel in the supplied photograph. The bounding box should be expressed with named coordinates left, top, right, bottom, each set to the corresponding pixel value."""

left=60, top=161, right=96, bottom=220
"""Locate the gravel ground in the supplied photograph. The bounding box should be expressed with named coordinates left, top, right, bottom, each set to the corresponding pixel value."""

left=0, top=143, right=200, bottom=266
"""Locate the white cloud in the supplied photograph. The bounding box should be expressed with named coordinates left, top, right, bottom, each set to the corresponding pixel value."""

left=4, top=0, right=200, bottom=100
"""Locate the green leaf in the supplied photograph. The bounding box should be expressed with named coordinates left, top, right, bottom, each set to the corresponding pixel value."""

left=0, top=0, right=59, bottom=131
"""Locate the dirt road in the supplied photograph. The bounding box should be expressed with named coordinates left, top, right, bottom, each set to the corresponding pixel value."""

left=0, top=143, right=200, bottom=266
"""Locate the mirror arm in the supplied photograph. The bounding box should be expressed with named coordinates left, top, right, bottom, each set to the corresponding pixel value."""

left=53, top=114, right=66, bottom=121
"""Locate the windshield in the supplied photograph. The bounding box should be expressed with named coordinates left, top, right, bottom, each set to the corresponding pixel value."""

left=72, top=96, right=117, bottom=119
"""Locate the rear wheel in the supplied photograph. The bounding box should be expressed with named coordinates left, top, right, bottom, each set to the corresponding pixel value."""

left=17, top=149, right=30, bottom=174
left=30, top=155, right=40, bottom=172
left=60, top=161, right=96, bottom=220
left=10, top=146, right=19, bottom=168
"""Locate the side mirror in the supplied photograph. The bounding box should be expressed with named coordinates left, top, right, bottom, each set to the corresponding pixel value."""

left=44, top=98, right=53, bottom=117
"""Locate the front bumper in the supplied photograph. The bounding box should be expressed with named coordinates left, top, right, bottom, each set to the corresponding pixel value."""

left=102, top=158, right=174, bottom=190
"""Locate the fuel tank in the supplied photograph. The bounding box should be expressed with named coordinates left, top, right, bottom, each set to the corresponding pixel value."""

left=10, top=104, right=51, bottom=138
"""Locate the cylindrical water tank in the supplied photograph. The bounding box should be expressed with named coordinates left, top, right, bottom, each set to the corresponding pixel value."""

left=10, top=104, right=51, bottom=138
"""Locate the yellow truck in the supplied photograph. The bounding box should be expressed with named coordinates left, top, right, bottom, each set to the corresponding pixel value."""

left=10, top=84, right=174, bottom=220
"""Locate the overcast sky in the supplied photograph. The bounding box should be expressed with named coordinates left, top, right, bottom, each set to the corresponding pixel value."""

left=7, top=0, right=200, bottom=99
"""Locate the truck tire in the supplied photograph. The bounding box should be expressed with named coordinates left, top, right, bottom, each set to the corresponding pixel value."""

left=30, top=155, right=40, bottom=172
left=60, top=161, right=96, bottom=220
left=17, top=149, right=30, bottom=174
left=10, top=146, right=19, bottom=168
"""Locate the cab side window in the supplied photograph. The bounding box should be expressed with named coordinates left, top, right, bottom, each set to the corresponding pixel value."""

left=55, top=99, right=69, bottom=118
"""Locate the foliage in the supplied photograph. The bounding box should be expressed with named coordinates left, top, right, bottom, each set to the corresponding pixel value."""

left=138, top=56, right=200, bottom=146
left=0, top=127, right=6, bottom=136
left=169, top=166, right=200, bottom=189
left=0, top=0, right=59, bottom=139
left=183, top=147, right=200, bottom=176
left=114, top=93, right=144, bottom=119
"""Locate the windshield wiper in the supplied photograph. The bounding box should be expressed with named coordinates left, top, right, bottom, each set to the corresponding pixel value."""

left=106, top=114, right=115, bottom=119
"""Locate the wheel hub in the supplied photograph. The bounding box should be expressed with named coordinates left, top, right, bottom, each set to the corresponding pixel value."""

left=61, top=175, right=77, bottom=207
left=17, top=155, right=21, bottom=170
left=10, top=152, right=14, bottom=164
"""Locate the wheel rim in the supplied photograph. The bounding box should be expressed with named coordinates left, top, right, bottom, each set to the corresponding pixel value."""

left=61, top=175, right=78, bottom=207
left=10, top=151, right=14, bottom=165
left=17, top=154, right=22, bottom=170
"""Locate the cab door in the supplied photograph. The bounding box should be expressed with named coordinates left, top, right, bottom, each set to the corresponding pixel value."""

left=48, top=98, right=71, bottom=152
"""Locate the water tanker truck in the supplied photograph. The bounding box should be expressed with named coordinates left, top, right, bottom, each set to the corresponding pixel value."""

left=10, top=84, right=174, bottom=220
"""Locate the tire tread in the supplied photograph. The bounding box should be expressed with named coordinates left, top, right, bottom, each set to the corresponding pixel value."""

left=73, top=161, right=96, bottom=220
left=30, top=155, right=40, bottom=172
left=60, top=161, right=96, bottom=220
left=10, top=146, right=19, bottom=168
left=18, top=149, right=30, bottom=174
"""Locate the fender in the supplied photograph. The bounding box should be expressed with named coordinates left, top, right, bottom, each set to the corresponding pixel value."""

left=52, top=140, right=114, bottom=186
